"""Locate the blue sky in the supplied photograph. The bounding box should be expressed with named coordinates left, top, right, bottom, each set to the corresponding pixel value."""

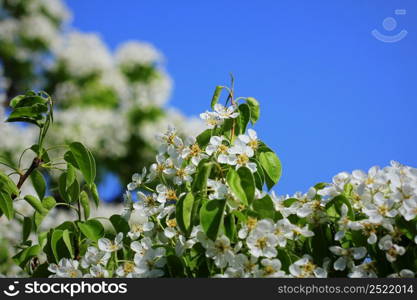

left=66, top=0, right=417, bottom=196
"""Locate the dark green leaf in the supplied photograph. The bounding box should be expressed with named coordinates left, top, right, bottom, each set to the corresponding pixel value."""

left=22, top=217, right=32, bottom=242
left=51, top=230, right=64, bottom=263
left=62, top=229, right=74, bottom=258
left=31, top=170, right=46, bottom=200
left=237, top=103, right=251, bottom=135
left=166, top=255, right=186, bottom=277
left=237, top=167, right=255, bottom=204
left=110, top=214, right=130, bottom=235
left=200, top=199, right=226, bottom=240
left=176, top=193, right=194, bottom=236
left=12, top=245, right=41, bottom=268
left=68, top=142, right=96, bottom=185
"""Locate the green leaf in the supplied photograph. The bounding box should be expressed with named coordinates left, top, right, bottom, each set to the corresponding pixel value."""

left=200, top=199, right=226, bottom=240
left=68, top=142, right=96, bottom=185
left=24, top=195, right=48, bottom=215
left=253, top=195, right=275, bottom=219
left=79, top=190, right=90, bottom=220
left=10, top=93, right=46, bottom=108
left=9, top=94, right=26, bottom=108
left=42, top=196, right=56, bottom=210
left=237, top=103, right=251, bottom=135
left=90, top=183, right=100, bottom=207
left=30, top=145, right=50, bottom=163
left=51, top=230, right=64, bottom=262
left=226, top=168, right=248, bottom=206
left=32, top=197, right=56, bottom=230
left=22, top=217, right=32, bottom=242
left=63, top=151, right=79, bottom=169
left=190, top=162, right=213, bottom=226
left=166, top=255, right=186, bottom=277
left=191, top=162, right=212, bottom=194
left=31, top=170, right=46, bottom=199
left=32, top=262, right=52, bottom=278
left=0, top=190, right=14, bottom=220
left=210, top=85, right=224, bottom=109
left=110, top=214, right=130, bottom=235
left=78, top=219, right=104, bottom=242
left=176, top=193, right=194, bottom=236
left=223, top=214, right=237, bottom=242
left=58, top=173, right=70, bottom=203
left=259, top=151, right=282, bottom=189
left=0, top=170, right=19, bottom=196
left=6, top=104, right=47, bottom=126
left=12, top=245, right=41, bottom=268
left=62, top=229, right=74, bottom=259
left=253, top=160, right=265, bottom=190
left=68, top=176, right=80, bottom=204
left=237, top=167, right=255, bottom=204
left=245, top=97, right=260, bottom=125
left=66, top=163, right=76, bottom=188
left=325, top=195, right=354, bottom=220
left=34, top=212, right=45, bottom=229
left=196, top=129, right=215, bottom=148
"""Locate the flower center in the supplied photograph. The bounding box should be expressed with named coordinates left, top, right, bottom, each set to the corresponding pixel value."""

left=215, top=240, right=231, bottom=253
left=109, top=243, right=119, bottom=252
left=190, top=144, right=202, bottom=156
left=69, top=270, right=78, bottom=278
left=166, top=189, right=177, bottom=200
left=176, top=168, right=187, bottom=178
left=131, top=223, right=143, bottom=233
left=247, top=217, right=257, bottom=230
left=124, top=262, right=135, bottom=273
left=218, top=144, right=229, bottom=153
left=248, top=139, right=258, bottom=150
left=167, top=218, right=177, bottom=227
left=378, top=205, right=388, bottom=215
left=256, top=237, right=268, bottom=250
left=167, top=134, right=176, bottom=145
left=301, top=262, right=316, bottom=274
left=145, top=195, right=156, bottom=206
left=237, top=154, right=249, bottom=165
left=264, top=265, right=275, bottom=275
left=156, top=164, right=166, bottom=172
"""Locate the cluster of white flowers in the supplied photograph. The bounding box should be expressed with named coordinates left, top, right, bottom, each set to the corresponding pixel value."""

left=115, top=41, right=163, bottom=68
left=0, top=0, right=69, bottom=61
left=52, top=31, right=113, bottom=78
left=1, top=0, right=203, bottom=176
left=46, top=107, right=130, bottom=158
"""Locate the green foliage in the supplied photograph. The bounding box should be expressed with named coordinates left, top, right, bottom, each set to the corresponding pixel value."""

left=226, top=168, right=248, bottom=206
left=78, top=219, right=104, bottom=242
left=200, top=199, right=226, bottom=240
left=258, top=150, right=282, bottom=190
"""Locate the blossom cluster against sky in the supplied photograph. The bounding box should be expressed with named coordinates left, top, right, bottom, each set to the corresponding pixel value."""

left=65, top=0, right=417, bottom=195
